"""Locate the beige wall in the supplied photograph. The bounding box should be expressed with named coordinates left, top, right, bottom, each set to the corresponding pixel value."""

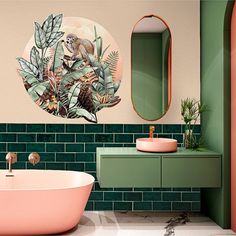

left=0, top=0, right=200, bottom=124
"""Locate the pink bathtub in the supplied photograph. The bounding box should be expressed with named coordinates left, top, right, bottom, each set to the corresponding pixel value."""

left=0, top=170, right=94, bottom=235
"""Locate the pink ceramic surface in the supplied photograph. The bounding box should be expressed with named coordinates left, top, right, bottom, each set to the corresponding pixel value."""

left=136, top=138, right=177, bottom=153
left=232, top=2, right=236, bottom=232
left=0, top=170, right=94, bottom=235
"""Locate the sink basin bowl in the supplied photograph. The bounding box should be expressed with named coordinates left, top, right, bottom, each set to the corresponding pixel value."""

left=136, top=138, right=177, bottom=153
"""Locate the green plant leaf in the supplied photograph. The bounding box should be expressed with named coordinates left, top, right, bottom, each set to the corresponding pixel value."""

left=28, top=81, right=50, bottom=101
left=52, top=40, right=64, bottom=72
left=48, top=31, right=64, bottom=47
left=42, top=14, right=53, bottom=42
left=34, top=22, right=46, bottom=49
left=49, top=14, right=63, bottom=42
left=18, top=70, right=39, bottom=86
left=71, top=59, right=84, bottom=70
left=101, top=44, right=110, bottom=59
left=68, top=83, right=81, bottom=109
left=100, top=63, right=114, bottom=96
left=30, top=46, right=41, bottom=68
left=76, top=108, right=97, bottom=123
left=61, top=67, right=94, bottom=87
left=94, top=26, right=103, bottom=61
left=97, top=36, right=102, bottom=60
left=70, top=107, right=97, bottom=123
left=94, top=96, right=121, bottom=112
left=17, top=57, right=38, bottom=77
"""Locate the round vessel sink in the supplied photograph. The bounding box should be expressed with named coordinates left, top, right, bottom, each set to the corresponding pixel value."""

left=136, top=138, right=177, bottom=153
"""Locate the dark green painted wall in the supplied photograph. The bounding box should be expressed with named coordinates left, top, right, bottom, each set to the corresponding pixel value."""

left=132, top=33, right=163, bottom=120
left=201, top=0, right=233, bottom=228
left=162, top=29, right=170, bottom=113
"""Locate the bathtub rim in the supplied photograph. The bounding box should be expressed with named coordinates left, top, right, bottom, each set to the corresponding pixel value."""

left=0, top=169, right=95, bottom=191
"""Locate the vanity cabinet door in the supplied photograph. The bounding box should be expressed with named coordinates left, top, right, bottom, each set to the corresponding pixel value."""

left=97, top=156, right=161, bottom=188
left=162, top=156, right=221, bottom=187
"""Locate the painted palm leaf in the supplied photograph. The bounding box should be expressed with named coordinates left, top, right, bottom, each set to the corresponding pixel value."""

left=104, top=51, right=119, bottom=80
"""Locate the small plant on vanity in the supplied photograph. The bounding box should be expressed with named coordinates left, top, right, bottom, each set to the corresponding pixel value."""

left=181, top=98, right=207, bottom=149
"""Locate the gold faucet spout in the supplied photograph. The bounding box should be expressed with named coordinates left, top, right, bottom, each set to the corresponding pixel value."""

left=5, top=152, right=17, bottom=176
left=149, top=126, right=155, bottom=138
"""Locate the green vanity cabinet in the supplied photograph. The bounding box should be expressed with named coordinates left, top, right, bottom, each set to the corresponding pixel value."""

left=162, top=156, right=221, bottom=187
left=96, top=148, right=221, bottom=188
left=97, top=148, right=161, bottom=187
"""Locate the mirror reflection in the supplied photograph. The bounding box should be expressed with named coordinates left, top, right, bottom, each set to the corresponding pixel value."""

left=131, top=15, right=171, bottom=120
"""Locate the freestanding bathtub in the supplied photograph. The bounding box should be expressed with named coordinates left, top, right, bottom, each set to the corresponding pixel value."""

left=0, top=170, right=94, bottom=235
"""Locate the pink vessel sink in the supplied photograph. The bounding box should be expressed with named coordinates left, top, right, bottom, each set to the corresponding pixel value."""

left=136, top=138, right=177, bottom=153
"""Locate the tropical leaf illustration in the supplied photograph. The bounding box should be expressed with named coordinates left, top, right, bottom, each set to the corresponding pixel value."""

left=52, top=40, right=64, bottom=72
left=95, top=96, right=121, bottom=112
left=68, top=83, right=81, bottom=109
left=94, top=26, right=101, bottom=61
left=48, top=31, right=64, bottom=47
left=68, top=107, right=97, bottom=123
left=60, top=67, right=94, bottom=87
left=42, top=14, right=53, bottom=42
left=57, top=86, right=69, bottom=115
left=94, top=26, right=110, bottom=61
left=28, top=81, right=50, bottom=102
left=101, top=44, right=110, bottom=59
left=17, top=57, right=38, bottom=77
left=48, top=14, right=63, bottom=42
left=99, top=63, right=114, bottom=96
left=17, top=14, right=122, bottom=123
left=34, top=22, right=46, bottom=49
left=30, top=46, right=41, bottom=68
left=71, top=59, right=84, bottom=70
left=18, top=70, right=39, bottom=86
left=104, top=51, right=119, bottom=80
left=76, top=108, right=97, bottom=123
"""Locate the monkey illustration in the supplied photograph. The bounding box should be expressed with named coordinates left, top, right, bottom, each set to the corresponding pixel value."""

left=64, top=33, right=94, bottom=66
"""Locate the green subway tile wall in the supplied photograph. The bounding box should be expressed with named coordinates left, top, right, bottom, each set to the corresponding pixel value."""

left=0, top=123, right=201, bottom=211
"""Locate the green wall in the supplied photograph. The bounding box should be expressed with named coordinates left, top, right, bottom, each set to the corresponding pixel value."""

left=201, top=0, right=233, bottom=228
left=162, top=29, right=170, bottom=113
left=132, top=33, right=163, bottom=120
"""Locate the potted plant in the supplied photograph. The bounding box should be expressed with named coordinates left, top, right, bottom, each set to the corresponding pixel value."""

left=181, top=98, right=207, bottom=149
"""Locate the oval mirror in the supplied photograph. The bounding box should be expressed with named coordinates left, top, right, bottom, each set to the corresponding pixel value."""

left=131, top=15, right=171, bottom=120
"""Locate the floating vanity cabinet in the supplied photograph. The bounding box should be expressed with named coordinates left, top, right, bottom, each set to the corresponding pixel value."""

left=96, top=148, right=161, bottom=187
left=161, top=149, right=221, bottom=187
left=96, top=148, right=221, bottom=188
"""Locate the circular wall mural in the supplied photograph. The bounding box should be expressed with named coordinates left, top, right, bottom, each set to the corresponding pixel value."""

left=17, top=14, right=122, bottom=123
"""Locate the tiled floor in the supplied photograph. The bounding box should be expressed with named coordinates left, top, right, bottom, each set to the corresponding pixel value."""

left=62, top=212, right=236, bottom=236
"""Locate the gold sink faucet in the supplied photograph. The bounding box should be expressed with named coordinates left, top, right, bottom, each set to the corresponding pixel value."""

left=5, top=152, right=17, bottom=176
left=149, top=126, right=155, bottom=138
